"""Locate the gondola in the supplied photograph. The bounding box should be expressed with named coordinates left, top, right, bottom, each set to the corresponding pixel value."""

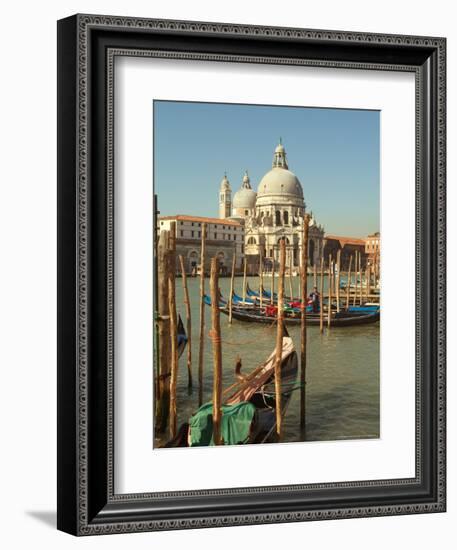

left=226, top=305, right=380, bottom=326
left=246, top=283, right=276, bottom=301
left=177, top=315, right=188, bottom=358
left=246, top=283, right=310, bottom=305
left=163, top=330, right=298, bottom=447
left=203, top=295, right=380, bottom=326
left=219, top=291, right=316, bottom=313
left=246, top=283, right=380, bottom=309
left=232, top=292, right=256, bottom=306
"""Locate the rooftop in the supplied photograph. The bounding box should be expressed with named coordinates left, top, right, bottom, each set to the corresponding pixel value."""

left=325, top=235, right=367, bottom=247
left=159, top=214, right=242, bottom=227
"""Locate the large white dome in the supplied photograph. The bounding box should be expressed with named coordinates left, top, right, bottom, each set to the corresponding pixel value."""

left=257, top=167, right=303, bottom=198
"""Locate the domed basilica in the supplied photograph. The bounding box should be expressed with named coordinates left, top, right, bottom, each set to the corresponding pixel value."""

left=218, top=141, right=325, bottom=271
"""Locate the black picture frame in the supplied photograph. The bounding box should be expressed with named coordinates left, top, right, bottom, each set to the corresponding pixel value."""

left=57, top=14, right=446, bottom=535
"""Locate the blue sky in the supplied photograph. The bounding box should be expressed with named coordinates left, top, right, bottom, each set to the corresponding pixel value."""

left=154, top=101, right=380, bottom=237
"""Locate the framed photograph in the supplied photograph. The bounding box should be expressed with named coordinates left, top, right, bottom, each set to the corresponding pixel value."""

left=57, top=14, right=446, bottom=535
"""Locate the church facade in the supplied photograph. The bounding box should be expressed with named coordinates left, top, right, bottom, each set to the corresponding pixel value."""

left=219, top=141, right=325, bottom=273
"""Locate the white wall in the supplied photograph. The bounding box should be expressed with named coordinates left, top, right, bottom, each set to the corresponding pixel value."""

left=0, top=0, right=454, bottom=547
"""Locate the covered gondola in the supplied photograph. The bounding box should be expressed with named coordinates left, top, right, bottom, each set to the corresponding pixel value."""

left=163, top=331, right=298, bottom=447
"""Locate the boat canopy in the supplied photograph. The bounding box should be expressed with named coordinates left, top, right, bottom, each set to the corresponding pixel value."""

left=189, top=402, right=256, bottom=446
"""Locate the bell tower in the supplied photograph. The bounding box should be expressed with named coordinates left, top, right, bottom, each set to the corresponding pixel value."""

left=219, top=173, right=232, bottom=218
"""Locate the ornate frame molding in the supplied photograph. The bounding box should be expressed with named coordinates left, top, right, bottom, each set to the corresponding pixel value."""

left=57, top=14, right=446, bottom=535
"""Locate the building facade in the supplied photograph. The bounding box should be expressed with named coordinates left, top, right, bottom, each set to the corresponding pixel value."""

left=223, top=141, right=325, bottom=272
left=158, top=215, right=244, bottom=275
left=365, top=232, right=380, bottom=265
left=323, top=236, right=367, bottom=270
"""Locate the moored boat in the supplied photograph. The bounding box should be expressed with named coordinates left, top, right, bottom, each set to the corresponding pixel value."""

left=226, top=306, right=379, bottom=326
left=163, top=331, right=298, bottom=447
left=204, top=294, right=379, bottom=327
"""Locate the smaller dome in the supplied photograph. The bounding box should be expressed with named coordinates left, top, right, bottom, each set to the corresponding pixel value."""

left=233, top=188, right=256, bottom=209
left=233, top=171, right=256, bottom=209
left=275, top=143, right=285, bottom=154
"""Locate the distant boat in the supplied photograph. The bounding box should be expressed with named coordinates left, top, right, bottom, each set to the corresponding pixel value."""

left=163, top=329, right=298, bottom=447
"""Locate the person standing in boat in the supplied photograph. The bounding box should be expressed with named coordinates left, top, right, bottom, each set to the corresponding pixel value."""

left=308, top=286, right=320, bottom=313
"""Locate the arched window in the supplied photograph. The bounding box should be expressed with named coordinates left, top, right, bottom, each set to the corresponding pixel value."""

left=283, top=211, right=289, bottom=225
left=275, top=210, right=282, bottom=225
left=247, top=237, right=256, bottom=245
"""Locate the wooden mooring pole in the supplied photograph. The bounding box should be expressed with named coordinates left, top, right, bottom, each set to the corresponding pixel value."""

left=242, top=255, right=247, bottom=303
left=271, top=249, right=275, bottom=304
left=179, top=255, right=192, bottom=389
left=198, top=223, right=206, bottom=406
left=288, top=251, right=294, bottom=300
left=319, top=256, right=324, bottom=334
left=367, top=266, right=371, bottom=302
left=359, top=253, right=363, bottom=305
left=353, top=250, right=358, bottom=307
left=259, top=249, right=264, bottom=309
left=228, top=253, right=236, bottom=324
left=274, top=239, right=286, bottom=439
left=155, top=229, right=171, bottom=433
left=168, top=223, right=178, bottom=439
left=336, top=249, right=341, bottom=313
left=300, top=215, right=310, bottom=429
left=210, top=256, right=223, bottom=445
left=327, top=254, right=332, bottom=329
left=346, top=254, right=353, bottom=310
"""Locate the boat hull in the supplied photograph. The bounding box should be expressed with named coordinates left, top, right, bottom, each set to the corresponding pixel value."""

left=226, top=307, right=380, bottom=327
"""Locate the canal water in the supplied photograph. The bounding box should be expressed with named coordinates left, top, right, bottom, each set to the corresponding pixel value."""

left=155, top=275, right=380, bottom=447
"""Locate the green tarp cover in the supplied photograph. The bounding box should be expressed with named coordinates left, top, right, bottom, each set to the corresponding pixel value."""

left=189, top=401, right=256, bottom=446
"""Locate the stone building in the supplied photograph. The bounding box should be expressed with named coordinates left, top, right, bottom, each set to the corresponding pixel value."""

left=158, top=215, right=244, bottom=275
left=157, top=142, right=377, bottom=278
left=323, top=236, right=368, bottom=270
left=225, top=141, right=325, bottom=273
left=365, top=231, right=381, bottom=268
